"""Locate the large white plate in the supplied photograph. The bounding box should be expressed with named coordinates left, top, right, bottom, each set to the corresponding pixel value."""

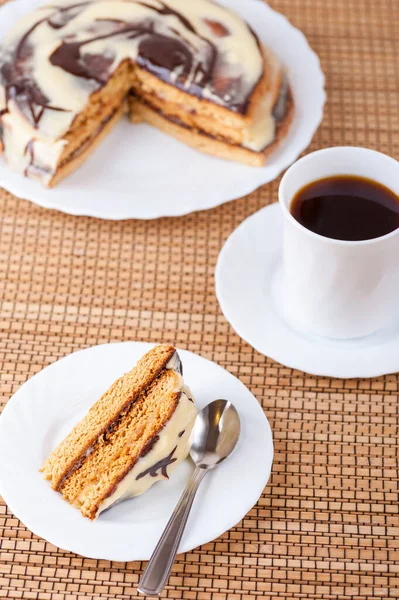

left=215, top=203, right=399, bottom=378
left=0, top=342, right=273, bottom=561
left=0, top=0, right=325, bottom=219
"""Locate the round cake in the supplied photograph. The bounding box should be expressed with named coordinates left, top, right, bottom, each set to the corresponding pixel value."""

left=0, top=0, right=294, bottom=186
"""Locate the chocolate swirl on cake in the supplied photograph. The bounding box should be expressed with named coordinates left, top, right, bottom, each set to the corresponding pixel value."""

left=0, top=0, right=292, bottom=185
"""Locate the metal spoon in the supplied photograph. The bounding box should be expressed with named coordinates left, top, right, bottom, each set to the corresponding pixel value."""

left=138, top=399, right=241, bottom=597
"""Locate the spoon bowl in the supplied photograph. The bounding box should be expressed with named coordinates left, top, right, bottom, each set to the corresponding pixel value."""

left=190, top=400, right=241, bottom=469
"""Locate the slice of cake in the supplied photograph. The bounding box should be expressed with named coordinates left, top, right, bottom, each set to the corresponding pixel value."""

left=41, top=344, right=198, bottom=520
left=0, top=0, right=294, bottom=186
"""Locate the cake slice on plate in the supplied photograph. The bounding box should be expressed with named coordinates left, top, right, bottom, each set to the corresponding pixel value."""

left=41, top=344, right=198, bottom=520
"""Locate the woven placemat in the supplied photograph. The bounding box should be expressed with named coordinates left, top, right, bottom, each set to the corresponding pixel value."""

left=1, top=0, right=398, bottom=598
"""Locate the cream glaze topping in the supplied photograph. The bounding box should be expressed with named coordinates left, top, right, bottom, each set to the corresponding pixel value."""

left=97, top=388, right=197, bottom=517
left=241, top=46, right=282, bottom=152
left=0, top=0, right=264, bottom=182
left=165, top=350, right=183, bottom=374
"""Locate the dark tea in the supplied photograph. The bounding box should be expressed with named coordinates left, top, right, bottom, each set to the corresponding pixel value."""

left=290, top=175, right=399, bottom=241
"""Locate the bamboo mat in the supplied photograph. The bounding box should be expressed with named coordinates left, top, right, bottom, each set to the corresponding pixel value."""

left=1, top=0, right=399, bottom=598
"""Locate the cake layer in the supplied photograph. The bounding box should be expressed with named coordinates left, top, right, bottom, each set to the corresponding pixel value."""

left=130, top=47, right=283, bottom=150
left=49, top=104, right=124, bottom=187
left=59, top=367, right=197, bottom=520
left=57, top=60, right=132, bottom=167
left=130, top=86, right=295, bottom=167
left=131, top=58, right=273, bottom=132
left=41, top=344, right=179, bottom=490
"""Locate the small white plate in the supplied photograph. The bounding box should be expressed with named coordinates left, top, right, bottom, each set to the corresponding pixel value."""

left=0, top=342, right=273, bottom=561
left=215, top=203, right=399, bottom=378
left=0, top=0, right=325, bottom=219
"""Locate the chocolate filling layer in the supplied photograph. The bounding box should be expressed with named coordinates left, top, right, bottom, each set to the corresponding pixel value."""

left=132, top=80, right=291, bottom=152
left=59, top=108, right=119, bottom=169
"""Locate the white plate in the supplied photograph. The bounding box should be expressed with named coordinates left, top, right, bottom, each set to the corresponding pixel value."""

left=0, top=0, right=325, bottom=220
left=215, top=203, right=399, bottom=378
left=0, top=342, right=273, bottom=561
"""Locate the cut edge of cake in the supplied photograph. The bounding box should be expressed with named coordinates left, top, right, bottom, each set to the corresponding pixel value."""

left=49, top=104, right=125, bottom=187
left=129, top=87, right=295, bottom=167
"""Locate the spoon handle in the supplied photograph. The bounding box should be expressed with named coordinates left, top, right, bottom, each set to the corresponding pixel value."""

left=138, top=466, right=207, bottom=596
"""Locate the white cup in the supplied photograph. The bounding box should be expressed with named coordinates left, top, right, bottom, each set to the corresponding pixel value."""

left=279, top=146, right=399, bottom=339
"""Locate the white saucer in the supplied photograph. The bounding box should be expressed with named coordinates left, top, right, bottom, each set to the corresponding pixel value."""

left=216, top=203, right=399, bottom=378
left=0, top=0, right=325, bottom=219
left=0, top=342, right=273, bottom=561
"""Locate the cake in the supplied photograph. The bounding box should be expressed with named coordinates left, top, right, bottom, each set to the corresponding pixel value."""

left=41, top=344, right=198, bottom=520
left=0, top=0, right=294, bottom=187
